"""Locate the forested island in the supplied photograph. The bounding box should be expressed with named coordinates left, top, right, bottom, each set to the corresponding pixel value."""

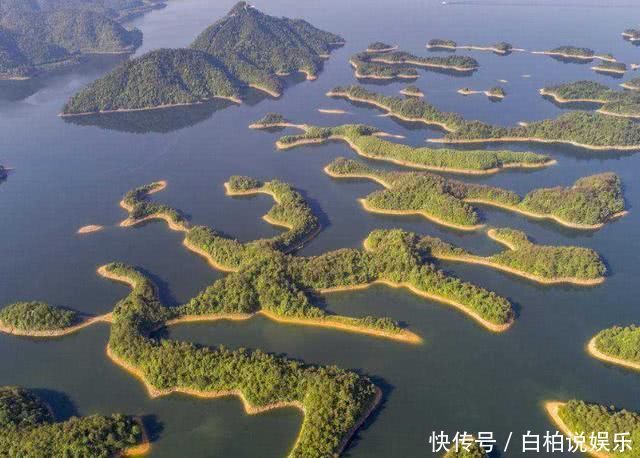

left=258, top=119, right=553, bottom=175
left=427, top=38, right=514, bottom=55
left=325, top=158, right=625, bottom=231
left=117, top=179, right=513, bottom=333
left=621, top=77, right=640, bottom=91
left=350, top=52, right=418, bottom=80
left=366, top=41, right=398, bottom=53
left=534, top=46, right=616, bottom=62
left=0, top=9, right=142, bottom=79
left=541, top=80, right=640, bottom=118
left=458, top=87, right=505, bottom=99
left=400, top=85, right=424, bottom=97
left=362, top=50, right=478, bottom=72
left=589, top=325, right=640, bottom=372
left=0, top=386, right=147, bottom=456
left=329, top=85, right=640, bottom=150
left=592, top=61, right=627, bottom=75
left=622, top=29, right=640, bottom=42
left=62, top=2, right=344, bottom=115
left=546, top=400, right=640, bottom=458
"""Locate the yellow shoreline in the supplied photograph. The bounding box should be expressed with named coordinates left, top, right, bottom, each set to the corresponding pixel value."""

left=544, top=402, right=611, bottom=458
left=399, top=89, right=424, bottom=97
left=532, top=51, right=616, bottom=62
left=587, top=336, right=640, bottom=372
left=77, top=224, right=104, bottom=234
left=0, top=313, right=112, bottom=338
left=368, top=56, right=477, bottom=72
left=592, top=66, right=626, bottom=75
left=365, top=46, right=398, bottom=53
left=249, top=121, right=308, bottom=130
left=120, top=417, right=151, bottom=457
left=428, top=136, right=640, bottom=151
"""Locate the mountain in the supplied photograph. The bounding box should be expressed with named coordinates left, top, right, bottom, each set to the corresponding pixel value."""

left=62, top=1, right=344, bottom=115
left=0, top=0, right=165, bottom=20
left=0, top=10, right=142, bottom=78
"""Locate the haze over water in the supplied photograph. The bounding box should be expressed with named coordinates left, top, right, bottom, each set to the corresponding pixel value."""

left=1, top=0, right=639, bottom=456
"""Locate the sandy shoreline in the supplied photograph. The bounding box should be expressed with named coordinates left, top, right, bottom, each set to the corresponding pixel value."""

left=591, top=66, right=626, bottom=75
left=0, top=313, right=112, bottom=338
left=368, top=57, right=477, bottom=72
left=399, top=88, right=424, bottom=97
left=365, top=46, right=398, bottom=53
left=350, top=59, right=418, bottom=80
left=249, top=121, right=308, bottom=130
left=318, top=109, right=348, bottom=114
left=539, top=88, right=604, bottom=104
left=77, top=224, right=104, bottom=234
left=428, top=136, right=640, bottom=151
left=587, top=336, right=640, bottom=372
left=544, top=402, right=611, bottom=458
left=532, top=51, right=616, bottom=62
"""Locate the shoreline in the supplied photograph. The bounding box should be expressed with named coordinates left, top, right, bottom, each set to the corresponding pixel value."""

left=350, top=59, right=418, bottom=80
left=120, top=417, right=151, bottom=457
left=428, top=136, right=640, bottom=151
left=399, top=89, right=424, bottom=97
left=532, top=51, right=616, bottom=62
left=591, top=66, right=626, bottom=75
left=249, top=121, right=308, bottom=130
left=539, top=88, right=605, bottom=105
left=544, top=402, right=611, bottom=458
left=0, top=313, right=112, bottom=338
left=620, top=82, right=640, bottom=91
left=359, top=198, right=485, bottom=232
left=586, top=336, right=640, bottom=372
left=368, top=57, right=477, bottom=72
left=318, top=109, right=348, bottom=114
left=59, top=96, right=242, bottom=117
left=365, top=46, right=398, bottom=53
left=281, top=131, right=554, bottom=175
left=77, top=224, right=104, bottom=234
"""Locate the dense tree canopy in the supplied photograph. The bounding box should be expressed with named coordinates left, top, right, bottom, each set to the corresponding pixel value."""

left=0, top=301, right=78, bottom=331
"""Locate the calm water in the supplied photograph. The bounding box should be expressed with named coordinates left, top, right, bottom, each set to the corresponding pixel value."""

left=1, top=0, right=640, bottom=456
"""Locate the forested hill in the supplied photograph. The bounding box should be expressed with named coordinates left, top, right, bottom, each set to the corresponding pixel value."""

left=0, top=0, right=163, bottom=19
left=62, top=1, right=344, bottom=115
left=0, top=10, right=142, bottom=78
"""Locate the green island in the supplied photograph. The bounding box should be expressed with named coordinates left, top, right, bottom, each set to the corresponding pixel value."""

left=546, top=400, right=640, bottom=458
left=400, top=85, right=424, bottom=97
left=0, top=9, right=142, bottom=79
left=592, top=61, right=627, bottom=76
left=365, top=50, right=478, bottom=72
left=444, top=441, right=488, bottom=458
left=350, top=52, right=418, bottom=80
left=427, top=38, right=514, bottom=55
left=622, top=29, right=640, bottom=42
left=0, top=386, right=147, bottom=456
left=0, top=301, right=111, bottom=337
left=541, top=80, right=640, bottom=118
left=588, top=325, right=640, bottom=372
left=486, top=86, right=506, bottom=98
left=117, top=179, right=513, bottom=333
left=621, top=77, right=640, bottom=91
left=324, top=157, right=625, bottom=230
left=328, top=85, right=640, bottom=150
left=61, top=2, right=344, bottom=115
left=256, top=115, right=553, bottom=175
left=534, top=46, right=616, bottom=62
left=365, top=41, right=398, bottom=53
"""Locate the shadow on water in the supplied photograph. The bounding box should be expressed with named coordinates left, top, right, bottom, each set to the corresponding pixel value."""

left=31, top=388, right=78, bottom=421
left=593, top=69, right=625, bottom=79
left=541, top=96, right=603, bottom=111
left=0, top=54, right=129, bottom=103
left=357, top=77, right=418, bottom=86
left=548, top=55, right=593, bottom=65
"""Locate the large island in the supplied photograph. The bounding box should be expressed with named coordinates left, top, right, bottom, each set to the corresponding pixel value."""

left=541, top=80, right=640, bottom=118
left=61, top=2, right=344, bottom=115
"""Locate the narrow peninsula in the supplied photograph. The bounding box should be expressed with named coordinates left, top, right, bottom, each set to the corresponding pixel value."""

left=588, top=325, right=640, bottom=372
left=61, top=2, right=344, bottom=115
left=0, top=386, right=147, bottom=456
left=533, top=46, right=616, bottom=62
left=545, top=400, right=640, bottom=458
left=541, top=80, right=640, bottom=118
left=325, top=157, right=624, bottom=232
left=427, top=38, right=517, bottom=55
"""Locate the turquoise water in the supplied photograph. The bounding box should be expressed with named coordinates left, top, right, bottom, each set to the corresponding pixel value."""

left=1, top=0, right=640, bottom=456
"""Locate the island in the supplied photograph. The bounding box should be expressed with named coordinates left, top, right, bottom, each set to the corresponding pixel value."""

left=77, top=224, right=104, bottom=234
left=592, top=61, right=627, bottom=76
left=621, top=77, right=640, bottom=91
left=622, top=29, right=640, bottom=42
left=61, top=2, right=344, bottom=115
left=458, top=86, right=505, bottom=99
left=588, top=325, right=640, bottom=372
left=0, top=9, right=142, bottom=80
left=427, top=38, right=515, bottom=55
left=0, top=386, right=147, bottom=456
left=365, top=41, right=398, bottom=53
left=533, top=46, right=616, bottom=62
left=444, top=441, right=487, bottom=457
left=325, top=157, right=625, bottom=231
left=350, top=52, right=419, bottom=80
left=254, top=118, right=553, bottom=175
left=0, top=301, right=110, bottom=337
left=117, top=179, right=514, bottom=333
left=366, top=50, right=478, bottom=72
left=545, top=400, right=640, bottom=458
left=541, top=80, right=640, bottom=118
left=400, top=85, right=424, bottom=97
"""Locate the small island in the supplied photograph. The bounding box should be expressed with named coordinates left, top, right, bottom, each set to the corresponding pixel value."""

left=545, top=400, right=640, bottom=458
left=62, top=2, right=344, bottom=115
left=365, top=41, right=398, bottom=53
left=427, top=38, right=515, bottom=55
left=458, top=86, right=505, bottom=99
left=588, top=325, right=640, bottom=372
left=0, top=301, right=110, bottom=337
left=0, top=386, right=147, bottom=456
left=541, top=80, right=640, bottom=118
left=367, top=50, right=479, bottom=72
left=592, top=61, right=627, bottom=76
left=444, top=441, right=487, bottom=457
left=622, top=29, right=640, bottom=42
left=350, top=52, right=419, bottom=80
left=533, top=46, right=616, bottom=62
left=248, top=112, right=306, bottom=130
left=400, top=85, right=424, bottom=97
left=325, top=157, right=625, bottom=231
left=0, top=165, right=7, bottom=182
left=621, top=77, right=640, bottom=91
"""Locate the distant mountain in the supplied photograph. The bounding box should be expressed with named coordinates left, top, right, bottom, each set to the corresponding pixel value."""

left=0, top=10, right=142, bottom=79
left=0, top=0, right=165, bottom=20
left=62, top=1, right=344, bottom=115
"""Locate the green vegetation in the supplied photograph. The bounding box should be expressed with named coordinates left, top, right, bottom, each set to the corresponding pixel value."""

left=0, top=302, right=78, bottom=331
left=593, top=61, right=627, bottom=74
left=593, top=325, right=640, bottom=364
left=331, top=85, right=640, bottom=148
left=487, top=87, right=505, bottom=97
left=542, top=80, right=640, bottom=117
left=367, top=41, right=394, bottom=51
left=351, top=52, right=418, bottom=79
left=623, top=29, right=640, bottom=41
left=102, top=262, right=380, bottom=457
left=251, top=112, right=289, bottom=127
left=0, top=10, right=142, bottom=79
left=122, top=179, right=513, bottom=330
left=122, top=182, right=186, bottom=226
left=0, top=0, right=166, bottom=21
left=0, top=386, right=144, bottom=456
left=622, top=77, right=640, bottom=91
left=274, top=120, right=551, bottom=173
left=402, top=85, right=422, bottom=96
left=444, top=441, right=488, bottom=458
left=493, top=42, right=513, bottom=53
left=548, top=46, right=597, bottom=58
left=63, top=2, right=343, bottom=114
left=326, top=158, right=625, bottom=228
left=226, top=176, right=320, bottom=252
left=427, top=38, right=457, bottom=48
left=369, top=51, right=478, bottom=71
left=556, top=400, right=640, bottom=458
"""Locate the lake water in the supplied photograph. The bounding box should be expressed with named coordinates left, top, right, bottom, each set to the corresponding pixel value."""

left=1, top=0, right=640, bottom=456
